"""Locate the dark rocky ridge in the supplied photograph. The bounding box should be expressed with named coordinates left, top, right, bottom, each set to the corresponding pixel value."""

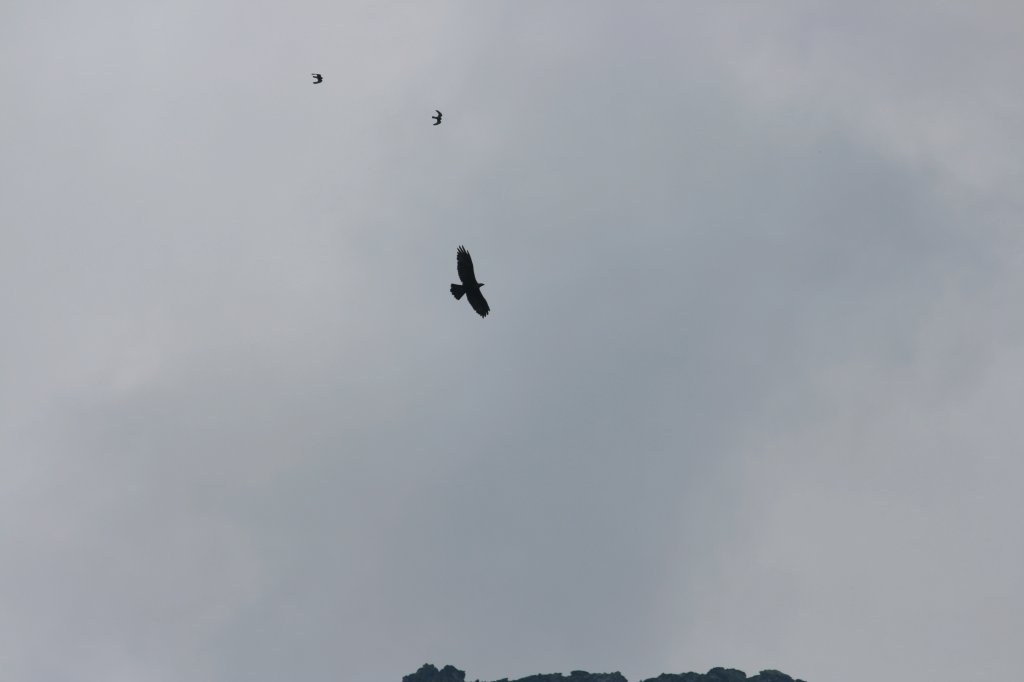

left=404, top=663, right=806, bottom=682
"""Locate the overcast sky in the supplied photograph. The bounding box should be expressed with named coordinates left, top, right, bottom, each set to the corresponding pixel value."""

left=2, top=2, right=1023, bottom=681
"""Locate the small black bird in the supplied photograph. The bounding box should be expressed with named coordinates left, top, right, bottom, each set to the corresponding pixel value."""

left=312, top=73, right=323, bottom=84
left=432, top=110, right=442, bottom=125
left=451, top=246, right=489, bottom=318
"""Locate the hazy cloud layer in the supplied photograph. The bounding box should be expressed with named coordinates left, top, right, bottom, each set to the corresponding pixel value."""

left=2, top=3, right=1022, bottom=681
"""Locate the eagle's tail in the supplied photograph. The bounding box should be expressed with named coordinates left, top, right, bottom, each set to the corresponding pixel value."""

left=450, top=283, right=466, bottom=300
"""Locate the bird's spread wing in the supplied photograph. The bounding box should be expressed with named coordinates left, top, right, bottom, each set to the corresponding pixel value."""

left=456, top=245, right=477, bottom=285
left=466, top=288, right=490, bottom=317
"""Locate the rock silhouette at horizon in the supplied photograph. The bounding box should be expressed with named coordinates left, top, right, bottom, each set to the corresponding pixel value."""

left=403, top=663, right=806, bottom=682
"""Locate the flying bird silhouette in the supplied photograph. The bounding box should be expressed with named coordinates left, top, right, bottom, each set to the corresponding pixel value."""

left=451, top=245, right=489, bottom=318
left=432, top=110, right=442, bottom=125
left=312, top=73, right=323, bottom=84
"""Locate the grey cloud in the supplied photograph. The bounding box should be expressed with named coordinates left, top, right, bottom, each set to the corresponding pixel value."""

left=1, top=3, right=1022, bottom=682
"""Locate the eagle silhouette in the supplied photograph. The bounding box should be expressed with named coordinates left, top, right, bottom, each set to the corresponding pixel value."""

left=432, top=110, right=442, bottom=125
left=312, top=73, right=323, bottom=84
left=450, top=246, right=489, bottom=318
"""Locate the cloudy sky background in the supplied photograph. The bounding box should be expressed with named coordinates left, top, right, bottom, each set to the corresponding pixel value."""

left=2, top=2, right=1023, bottom=681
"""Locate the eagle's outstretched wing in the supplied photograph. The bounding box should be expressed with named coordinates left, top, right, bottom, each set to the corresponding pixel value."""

left=465, top=288, right=490, bottom=317
left=456, top=245, right=478, bottom=286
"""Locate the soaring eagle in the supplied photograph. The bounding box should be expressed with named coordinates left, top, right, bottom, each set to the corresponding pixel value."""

left=450, top=245, right=489, bottom=318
